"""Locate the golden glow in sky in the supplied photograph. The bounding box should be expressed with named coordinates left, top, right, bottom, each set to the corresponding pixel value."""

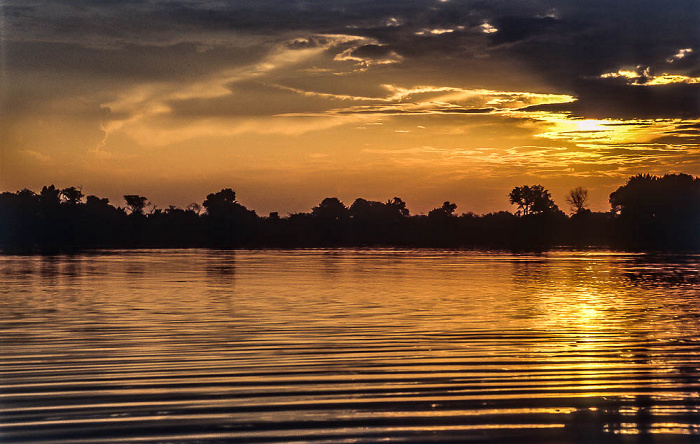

left=1, top=1, right=697, bottom=214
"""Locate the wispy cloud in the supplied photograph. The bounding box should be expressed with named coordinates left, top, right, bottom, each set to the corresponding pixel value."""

left=599, top=67, right=700, bottom=85
left=334, top=44, right=403, bottom=67
left=277, top=84, right=574, bottom=117
left=666, top=48, right=693, bottom=63
left=3, top=0, right=698, bottom=212
left=98, top=35, right=370, bottom=146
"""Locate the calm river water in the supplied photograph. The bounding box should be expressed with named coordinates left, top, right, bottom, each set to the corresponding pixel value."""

left=1, top=249, right=699, bottom=443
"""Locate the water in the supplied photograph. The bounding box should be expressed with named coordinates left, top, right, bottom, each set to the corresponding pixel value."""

left=0, top=249, right=699, bottom=443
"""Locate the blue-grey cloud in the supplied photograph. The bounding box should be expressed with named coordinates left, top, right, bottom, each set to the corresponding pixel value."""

left=2, top=0, right=698, bottom=119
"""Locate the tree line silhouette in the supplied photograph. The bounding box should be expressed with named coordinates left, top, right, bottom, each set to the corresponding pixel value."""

left=0, top=173, right=698, bottom=252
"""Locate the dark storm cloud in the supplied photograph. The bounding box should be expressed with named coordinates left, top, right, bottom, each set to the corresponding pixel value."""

left=488, top=16, right=560, bottom=45
left=521, top=80, right=699, bottom=119
left=481, top=1, right=699, bottom=86
left=350, top=44, right=394, bottom=60
left=6, top=40, right=262, bottom=80
left=4, top=0, right=425, bottom=44
left=3, top=0, right=698, bottom=119
left=4, top=0, right=556, bottom=45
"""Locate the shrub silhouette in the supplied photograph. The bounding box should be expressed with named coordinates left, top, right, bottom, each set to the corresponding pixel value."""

left=609, top=173, right=700, bottom=249
left=124, top=195, right=149, bottom=215
left=0, top=174, right=697, bottom=252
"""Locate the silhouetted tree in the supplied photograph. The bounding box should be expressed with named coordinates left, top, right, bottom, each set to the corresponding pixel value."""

left=124, top=195, right=148, bottom=215
left=85, top=195, right=113, bottom=210
left=609, top=173, right=700, bottom=249
left=203, top=188, right=237, bottom=215
left=509, top=185, right=558, bottom=216
left=311, top=198, right=348, bottom=245
left=186, top=202, right=201, bottom=215
left=61, top=186, right=84, bottom=205
left=428, top=201, right=457, bottom=219
left=422, top=201, right=460, bottom=246
left=349, top=198, right=384, bottom=220
left=40, top=185, right=61, bottom=207
left=201, top=188, right=258, bottom=247
left=386, top=197, right=410, bottom=218
left=568, top=209, right=612, bottom=247
left=344, top=197, right=411, bottom=245
left=480, top=211, right=517, bottom=246
left=609, top=173, right=699, bottom=217
left=0, top=189, right=40, bottom=249
left=612, top=174, right=686, bottom=217
left=312, top=197, right=348, bottom=221
left=83, top=195, right=126, bottom=246
left=1, top=174, right=698, bottom=252
left=347, top=197, right=410, bottom=221
left=565, top=186, right=589, bottom=214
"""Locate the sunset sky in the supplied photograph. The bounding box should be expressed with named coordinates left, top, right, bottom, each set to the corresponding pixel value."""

left=1, top=0, right=698, bottom=215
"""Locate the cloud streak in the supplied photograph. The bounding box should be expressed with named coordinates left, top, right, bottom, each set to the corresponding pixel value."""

left=1, top=0, right=698, bottom=212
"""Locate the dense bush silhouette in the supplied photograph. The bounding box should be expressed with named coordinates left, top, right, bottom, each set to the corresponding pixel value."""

left=609, top=173, right=700, bottom=249
left=201, top=189, right=258, bottom=247
left=0, top=174, right=697, bottom=252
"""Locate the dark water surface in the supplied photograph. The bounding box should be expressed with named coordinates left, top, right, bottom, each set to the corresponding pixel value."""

left=1, top=249, right=699, bottom=443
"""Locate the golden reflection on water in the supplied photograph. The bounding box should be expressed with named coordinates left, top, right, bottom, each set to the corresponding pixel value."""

left=0, top=249, right=698, bottom=443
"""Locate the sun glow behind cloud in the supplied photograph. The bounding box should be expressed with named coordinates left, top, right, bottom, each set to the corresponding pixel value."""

left=1, top=0, right=698, bottom=214
left=599, top=68, right=700, bottom=85
left=530, top=115, right=684, bottom=144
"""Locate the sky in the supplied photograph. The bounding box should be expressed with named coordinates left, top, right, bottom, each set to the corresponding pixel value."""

left=1, top=0, right=698, bottom=215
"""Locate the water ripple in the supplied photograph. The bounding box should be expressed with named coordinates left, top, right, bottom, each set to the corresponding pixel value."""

left=1, top=250, right=699, bottom=442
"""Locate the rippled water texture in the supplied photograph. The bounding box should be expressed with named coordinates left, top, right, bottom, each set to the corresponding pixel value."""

left=1, top=249, right=699, bottom=443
